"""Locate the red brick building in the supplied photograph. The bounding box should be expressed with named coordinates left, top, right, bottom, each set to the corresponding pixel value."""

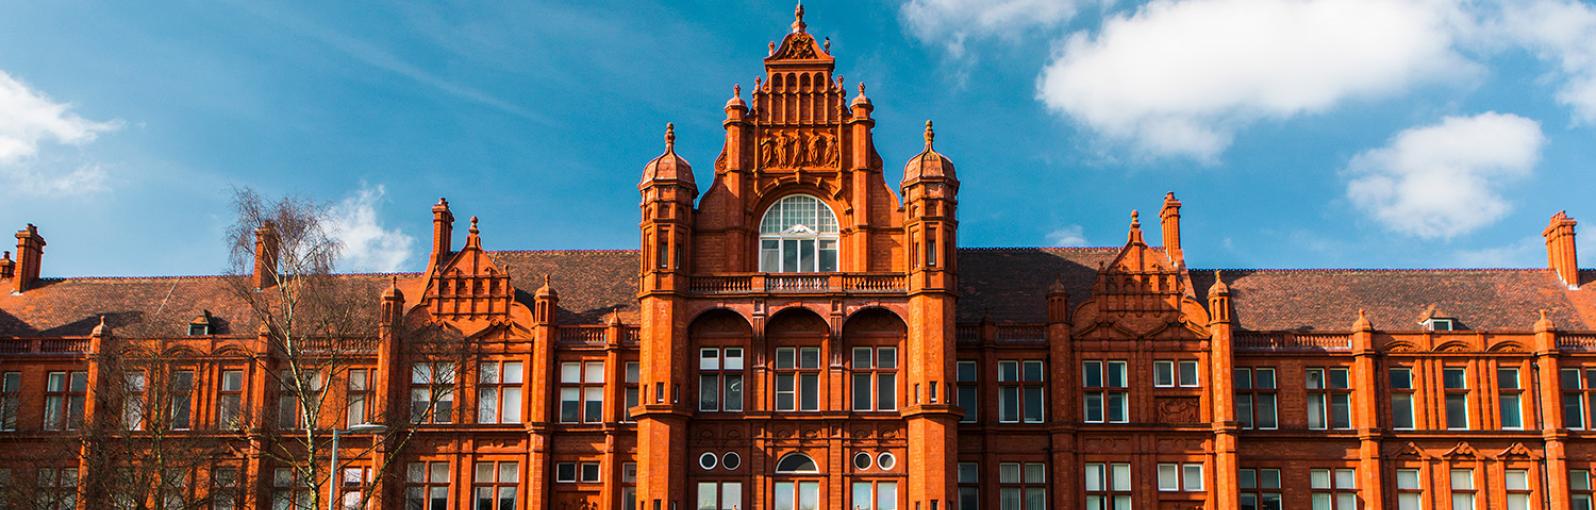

left=2, top=6, right=1596, bottom=510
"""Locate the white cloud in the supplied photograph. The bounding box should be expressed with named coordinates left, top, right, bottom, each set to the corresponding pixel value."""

left=0, top=70, right=120, bottom=194
left=902, top=0, right=1084, bottom=58
left=1496, top=0, right=1596, bottom=124
left=327, top=184, right=417, bottom=272
left=1036, top=0, right=1473, bottom=161
left=1046, top=224, right=1089, bottom=246
left=1345, top=112, right=1544, bottom=239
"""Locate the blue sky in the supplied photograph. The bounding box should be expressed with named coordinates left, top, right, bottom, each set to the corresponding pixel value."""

left=2, top=0, right=1595, bottom=276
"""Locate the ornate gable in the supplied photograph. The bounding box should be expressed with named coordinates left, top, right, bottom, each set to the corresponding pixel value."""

left=1073, top=211, right=1208, bottom=336
left=417, top=217, right=530, bottom=336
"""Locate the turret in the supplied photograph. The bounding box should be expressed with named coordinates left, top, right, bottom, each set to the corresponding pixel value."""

left=902, top=120, right=959, bottom=292
left=639, top=123, right=698, bottom=293
left=1207, top=270, right=1231, bottom=325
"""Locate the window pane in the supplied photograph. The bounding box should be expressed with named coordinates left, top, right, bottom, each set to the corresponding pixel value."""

left=1022, top=361, right=1043, bottom=382
left=1182, top=464, right=1202, bottom=491
left=1390, top=368, right=1411, bottom=389
left=1157, top=464, right=1178, bottom=491
left=1082, top=362, right=1100, bottom=387
left=1444, top=368, right=1467, bottom=389
left=1446, top=394, right=1468, bottom=429
left=1110, top=464, right=1130, bottom=491
left=1179, top=361, right=1199, bottom=386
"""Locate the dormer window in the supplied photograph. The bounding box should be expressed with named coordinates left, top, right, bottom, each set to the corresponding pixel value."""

left=188, top=311, right=214, bottom=336
left=1423, top=318, right=1455, bottom=332
left=759, top=195, right=839, bottom=273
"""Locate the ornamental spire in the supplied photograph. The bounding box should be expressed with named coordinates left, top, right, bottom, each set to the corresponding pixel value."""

left=664, top=122, right=675, bottom=150
left=792, top=2, right=806, bottom=33
left=924, top=120, right=935, bottom=150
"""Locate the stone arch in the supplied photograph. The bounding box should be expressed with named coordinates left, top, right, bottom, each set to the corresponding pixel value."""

left=765, top=307, right=830, bottom=412
left=842, top=307, right=906, bottom=412
left=690, top=309, right=752, bottom=413
left=775, top=452, right=820, bottom=474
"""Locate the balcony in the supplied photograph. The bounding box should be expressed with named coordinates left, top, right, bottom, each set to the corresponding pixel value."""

left=687, top=273, right=906, bottom=295
left=1234, top=333, right=1352, bottom=353
left=0, top=337, right=89, bottom=355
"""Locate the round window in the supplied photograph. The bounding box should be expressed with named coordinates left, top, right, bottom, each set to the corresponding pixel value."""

left=698, top=452, right=718, bottom=470
left=877, top=452, right=897, bottom=471
left=722, top=452, right=742, bottom=470
left=852, top=452, right=873, bottom=471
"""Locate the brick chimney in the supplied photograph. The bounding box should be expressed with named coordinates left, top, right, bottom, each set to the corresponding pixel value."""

left=13, top=224, right=45, bottom=294
left=1160, top=192, right=1183, bottom=267
left=1544, top=211, right=1579, bottom=289
left=251, top=221, right=280, bottom=289
left=430, top=197, right=454, bottom=269
left=0, top=251, right=13, bottom=279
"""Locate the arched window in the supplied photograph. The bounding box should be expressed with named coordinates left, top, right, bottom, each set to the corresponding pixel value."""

left=759, top=195, right=839, bottom=273
left=775, top=453, right=819, bottom=474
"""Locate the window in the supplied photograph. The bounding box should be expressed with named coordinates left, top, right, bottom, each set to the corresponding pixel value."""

left=851, top=347, right=897, bottom=411
left=1505, top=469, right=1530, bottom=510
left=1574, top=470, right=1594, bottom=510
left=698, top=482, right=743, bottom=510
left=169, top=370, right=194, bottom=430
left=774, top=347, right=821, bottom=412
left=559, top=361, right=605, bottom=423
left=336, top=467, right=370, bottom=510
left=0, top=372, right=18, bottom=431
left=1084, top=463, right=1129, bottom=510
left=410, top=363, right=455, bottom=424
left=1450, top=469, right=1475, bottom=510
left=1499, top=367, right=1523, bottom=429
left=473, top=461, right=518, bottom=510
left=555, top=463, right=578, bottom=483
left=622, top=463, right=638, bottom=510
left=957, top=361, right=978, bottom=423
left=406, top=462, right=450, bottom=510
left=1154, top=361, right=1175, bottom=388
left=758, top=195, right=840, bottom=273
left=624, top=362, right=640, bottom=421
left=1235, top=368, right=1278, bottom=429
left=850, top=481, right=897, bottom=510
left=1154, top=360, right=1199, bottom=388
left=1395, top=469, right=1423, bottom=510
left=580, top=462, right=600, bottom=483
left=123, top=371, right=147, bottom=431
left=1310, top=468, right=1357, bottom=510
left=1306, top=368, right=1351, bottom=430
left=1565, top=369, right=1591, bottom=429
left=1390, top=368, right=1415, bottom=430
left=188, top=322, right=210, bottom=336
left=218, top=370, right=244, bottom=430
left=212, top=467, right=241, bottom=510
left=1082, top=361, right=1126, bottom=424
left=347, top=369, right=370, bottom=426
left=999, top=463, right=1046, bottom=510
left=271, top=468, right=310, bottom=510
left=773, top=481, right=820, bottom=510
left=477, top=361, right=523, bottom=424
left=1424, top=318, right=1455, bottom=331
left=958, top=463, right=980, bottom=510
left=43, top=371, right=86, bottom=431
left=1156, top=463, right=1203, bottom=492
left=278, top=369, right=327, bottom=429
left=775, top=453, right=819, bottom=474
left=699, top=348, right=745, bottom=412
left=1444, top=367, right=1469, bottom=430
left=36, top=467, right=77, bottom=510
left=998, top=361, right=1045, bottom=423
left=1238, top=468, right=1281, bottom=510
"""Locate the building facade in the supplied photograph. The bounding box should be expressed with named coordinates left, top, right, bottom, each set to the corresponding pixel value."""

left=2, top=6, right=1596, bottom=510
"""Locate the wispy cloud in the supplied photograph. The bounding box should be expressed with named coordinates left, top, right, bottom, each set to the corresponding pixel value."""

left=901, top=0, right=1085, bottom=59
left=327, top=184, right=416, bottom=273
left=1345, top=112, right=1544, bottom=239
left=1045, top=224, right=1089, bottom=246
left=1453, top=235, right=1542, bottom=267
left=0, top=70, right=120, bottom=195
left=229, top=2, right=551, bottom=126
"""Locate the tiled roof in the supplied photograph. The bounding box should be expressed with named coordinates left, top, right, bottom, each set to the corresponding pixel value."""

left=0, top=248, right=1590, bottom=337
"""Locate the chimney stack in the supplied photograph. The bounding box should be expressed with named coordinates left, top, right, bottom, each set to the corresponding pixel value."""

left=430, top=198, right=454, bottom=269
left=13, top=224, right=45, bottom=294
left=252, top=221, right=280, bottom=289
left=1544, top=211, right=1579, bottom=289
left=0, top=251, right=13, bottom=279
left=1160, top=192, right=1183, bottom=266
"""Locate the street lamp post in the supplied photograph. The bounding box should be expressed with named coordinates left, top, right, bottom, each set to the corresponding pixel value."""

left=328, top=423, right=389, bottom=510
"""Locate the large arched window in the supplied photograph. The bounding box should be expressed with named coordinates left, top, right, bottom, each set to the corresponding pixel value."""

left=759, top=195, right=839, bottom=273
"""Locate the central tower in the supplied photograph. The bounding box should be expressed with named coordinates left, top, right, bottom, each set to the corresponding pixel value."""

left=634, top=5, right=960, bottom=510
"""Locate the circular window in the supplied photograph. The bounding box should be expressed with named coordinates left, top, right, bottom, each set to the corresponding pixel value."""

left=852, top=452, right=873, bottom=471
left=877, top=452, right=897, bottom=471
left=722, top=452, right=742, bottom=470
left=698, top=453, right=718, bottom=470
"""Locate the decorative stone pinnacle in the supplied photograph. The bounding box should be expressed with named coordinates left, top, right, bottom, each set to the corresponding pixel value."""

left=469, top=216, right=479, bottom=234
left=665, top=122, right=676, bottom=149
left=924, top=120, right=935, bottom=150
left=793, top=2, right=806, bottom=33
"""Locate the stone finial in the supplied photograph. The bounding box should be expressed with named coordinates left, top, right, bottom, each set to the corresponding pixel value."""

left=664, top=123, right=675, bottom=149
left=792, top=2, right=806, bottom=33
left=91, top=315, right=110, bottom=337
left=1208, top=270, right=1230, bottom=296
left=1353, top=309, right=1373, bottom=332
left=924, top=120, right=935, bottom=150
left=1535, top=308, right=1555, bottom=333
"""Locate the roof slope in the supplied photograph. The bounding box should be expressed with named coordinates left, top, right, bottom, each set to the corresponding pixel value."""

left=0, top=248, right=1589, bottom=336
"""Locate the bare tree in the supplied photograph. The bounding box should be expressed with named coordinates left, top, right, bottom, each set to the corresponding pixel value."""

left=222, top=188, right=462, bottom=510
